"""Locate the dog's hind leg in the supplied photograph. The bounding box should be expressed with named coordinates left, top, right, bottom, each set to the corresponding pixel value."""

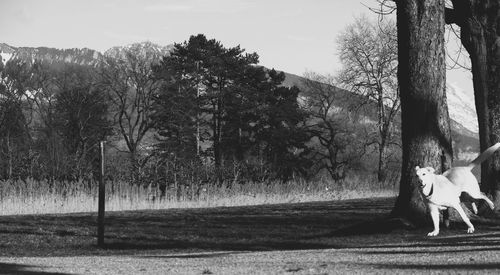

left=479, top=194, right=494, bottom=210
left=467, top=191, right=495, bottom=210
left=471, top=202, right=478, bottom=214
left=442, top=209, right=450, bottom=228
left=452, top=203, right=475, bottom=234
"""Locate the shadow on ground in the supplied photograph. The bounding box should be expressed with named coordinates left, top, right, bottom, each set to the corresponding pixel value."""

left=0, top=197, right=500, bottom=258
left=0, top=262, right=69, bottom=275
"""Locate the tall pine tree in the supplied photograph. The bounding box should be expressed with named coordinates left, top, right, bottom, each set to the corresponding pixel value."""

left=153, top=34, right=311, bottom=182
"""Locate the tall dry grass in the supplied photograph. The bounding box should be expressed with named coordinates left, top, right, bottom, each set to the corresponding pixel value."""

left=0, top=175, right=398, bottom=215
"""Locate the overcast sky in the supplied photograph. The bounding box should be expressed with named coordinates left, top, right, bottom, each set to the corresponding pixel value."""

left=0, top=0, right=472, bottom=92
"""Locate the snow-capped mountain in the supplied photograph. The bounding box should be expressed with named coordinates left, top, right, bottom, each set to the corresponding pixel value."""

left=447, top=82, right=478, bottom=134
left=104, top=41, right=173, bottom=60
left=285, top=71, right=479, bottom=134
left=0, top=42, right=173, bottom=68
left=283, top=71, right=480, bottom=160
left=0, top=43, right=15, bottom=65
left=0, top=43, right=103, bottom=66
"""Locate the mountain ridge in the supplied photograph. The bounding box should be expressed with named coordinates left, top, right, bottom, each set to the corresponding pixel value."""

left=0, top=42, right=479, bottom=159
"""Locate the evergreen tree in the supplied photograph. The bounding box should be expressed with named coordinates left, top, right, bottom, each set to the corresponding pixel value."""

left=153, top=34, right=311, bottom=181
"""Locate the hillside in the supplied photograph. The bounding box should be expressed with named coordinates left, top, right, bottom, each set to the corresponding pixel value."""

left=0, top=42, right=480, bottom=162
left=282, top=71, right=480, bottom=162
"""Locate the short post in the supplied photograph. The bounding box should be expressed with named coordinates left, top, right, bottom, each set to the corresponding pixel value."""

left=97, top=141, right=105, bottom=247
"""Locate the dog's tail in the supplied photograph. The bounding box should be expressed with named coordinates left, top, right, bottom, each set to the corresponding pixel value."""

left=467, top=142, right=500, bottom=169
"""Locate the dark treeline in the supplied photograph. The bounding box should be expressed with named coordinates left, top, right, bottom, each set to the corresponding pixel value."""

left=0, top=34, right=400, bottom=188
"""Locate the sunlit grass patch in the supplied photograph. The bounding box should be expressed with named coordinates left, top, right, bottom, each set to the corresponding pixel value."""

left=0, top=175, right=398, bottom=215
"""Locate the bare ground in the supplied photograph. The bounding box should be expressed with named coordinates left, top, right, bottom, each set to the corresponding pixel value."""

left=1, top=197, right=500, bottom=274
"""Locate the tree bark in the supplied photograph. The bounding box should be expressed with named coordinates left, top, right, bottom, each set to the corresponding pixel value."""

left=378, top=143, right=388, bottom=182
left=446, top=0, right=500, bottom=205
left=392, top=0, right=453, bottom=224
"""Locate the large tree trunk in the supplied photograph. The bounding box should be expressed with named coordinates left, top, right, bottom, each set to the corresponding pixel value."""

left=446, top=0, right=500, bottom=205
left=392, top=0, right=453, bottom=224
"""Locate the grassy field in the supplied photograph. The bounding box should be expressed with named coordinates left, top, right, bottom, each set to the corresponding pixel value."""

left=0, top=175, right=398, bottom=215
left=0, top=197, right=395, bottom=257
left=0, top=197, right=500, bottom=274
left=4, top=176, right=499, bottom=274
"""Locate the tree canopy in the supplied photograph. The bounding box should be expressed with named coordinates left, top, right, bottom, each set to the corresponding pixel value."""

left=153, top=34, right=311, bottom=181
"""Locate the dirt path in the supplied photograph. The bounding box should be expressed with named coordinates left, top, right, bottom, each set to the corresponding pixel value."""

left=1, top=197, right=500, bottom=274
left=3, top=241, right=500, bottom=274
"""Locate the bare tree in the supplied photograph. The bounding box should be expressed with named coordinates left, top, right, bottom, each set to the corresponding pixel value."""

left=53, top=63, right=111, bottom=180
left=29, top=61, right=68, bottom=181
left=301, top=72, right=364, bottom=181
left=336, top=16, right=400, bottom=182
left=0, top=59, right=33, bottom=178
left=101, top=42, right=167, bottom=180
left=392, top=0, right=453, bottom=224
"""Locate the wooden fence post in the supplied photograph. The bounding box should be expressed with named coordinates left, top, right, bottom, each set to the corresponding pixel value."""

left=97, top=141, right=105, bottom=247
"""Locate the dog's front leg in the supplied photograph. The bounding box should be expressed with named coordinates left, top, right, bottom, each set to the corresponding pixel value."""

left=428, top=204, right=440, bottom=236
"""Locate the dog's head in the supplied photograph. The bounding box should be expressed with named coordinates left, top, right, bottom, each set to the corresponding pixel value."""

left=415, top=166, right=435, bottom=190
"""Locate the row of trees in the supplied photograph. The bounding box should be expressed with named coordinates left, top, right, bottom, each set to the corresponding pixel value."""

left=0, top=26, right=402, bottom=187
left=0, top=37, right=309, bottom=183
left=0, top=60, right=110, bottom=181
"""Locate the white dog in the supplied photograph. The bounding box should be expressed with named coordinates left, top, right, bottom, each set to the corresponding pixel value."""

left=416, top=142, right=499, bottom=236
